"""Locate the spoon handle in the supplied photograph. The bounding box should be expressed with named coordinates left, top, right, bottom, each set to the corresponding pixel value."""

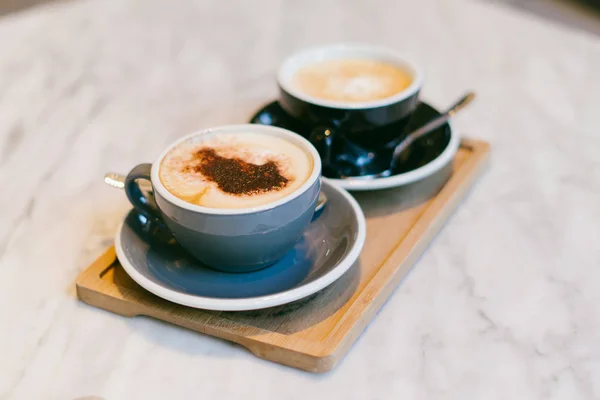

left=391, top=92, right=476, bottom=162
left=104, top=172, right=127, bottom=189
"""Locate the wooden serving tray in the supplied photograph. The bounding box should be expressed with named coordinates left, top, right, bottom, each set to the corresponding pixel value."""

left=77, top=138, right=489, bottom=373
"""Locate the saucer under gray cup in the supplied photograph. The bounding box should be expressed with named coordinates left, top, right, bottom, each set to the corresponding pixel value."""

left=124, top=125, right=323, bottom=273
left=115, top=179, right=366, bottom=311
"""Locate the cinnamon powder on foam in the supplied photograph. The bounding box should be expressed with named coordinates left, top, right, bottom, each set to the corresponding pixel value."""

left=183, top=148, right=289, bottom=196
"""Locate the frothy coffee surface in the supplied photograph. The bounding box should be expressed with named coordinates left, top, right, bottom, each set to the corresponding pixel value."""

left=291, top=58, right=412, bottom=103
left=159, top=132, right=312, bottom=209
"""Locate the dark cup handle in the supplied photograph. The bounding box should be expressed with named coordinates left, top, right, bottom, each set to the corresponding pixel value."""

left=309, top=125, right=336, bottom=169
left=125, top=163, right=162, bottom=219
left=308, top=126, right=335, bottom=165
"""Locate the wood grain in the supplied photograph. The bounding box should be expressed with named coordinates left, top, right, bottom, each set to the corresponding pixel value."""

left=76, top=138, right=490, bottom=373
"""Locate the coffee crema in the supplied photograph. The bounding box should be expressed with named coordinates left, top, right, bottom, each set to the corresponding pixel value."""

left=290, top=58, right=412, bottom=103
left=159, top=132, right=312, bottom=209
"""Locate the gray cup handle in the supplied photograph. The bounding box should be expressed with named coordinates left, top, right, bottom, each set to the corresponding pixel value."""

left=125, top=163, right=162, bottom=219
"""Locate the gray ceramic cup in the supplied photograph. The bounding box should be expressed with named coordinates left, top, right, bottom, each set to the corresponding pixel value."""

left=124, top=125, right=322, bottom=273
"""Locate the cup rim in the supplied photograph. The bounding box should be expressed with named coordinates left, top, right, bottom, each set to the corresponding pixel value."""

left=277, top=43, right=423, bottom=110
left=150, top=124, right=322, bottom=216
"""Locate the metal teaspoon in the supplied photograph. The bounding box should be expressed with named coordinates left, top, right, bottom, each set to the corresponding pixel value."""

left=342, top=92, right=476, bottom=181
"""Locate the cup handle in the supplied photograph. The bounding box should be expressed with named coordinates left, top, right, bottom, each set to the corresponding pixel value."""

left=125, top=163, right=162, bottom=219
left=309, top=126, right=336, bottom=169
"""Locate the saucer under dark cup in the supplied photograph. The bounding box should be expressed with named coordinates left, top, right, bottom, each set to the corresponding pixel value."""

left=250, top=100, right=451, bottom=179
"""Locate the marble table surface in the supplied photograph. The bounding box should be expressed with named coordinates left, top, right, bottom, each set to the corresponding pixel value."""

left=1, top=0, right=599, bottom=398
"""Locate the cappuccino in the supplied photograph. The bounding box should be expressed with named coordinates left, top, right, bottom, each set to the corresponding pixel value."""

left=159, top=131, right=313, bottom=209
left=290, top=58, right=412, bottom=103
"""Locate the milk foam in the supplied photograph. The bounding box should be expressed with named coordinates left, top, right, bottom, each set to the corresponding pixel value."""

left=291, top=58, right=412, bottom=103
left=159, top=131, right=313, bottom=209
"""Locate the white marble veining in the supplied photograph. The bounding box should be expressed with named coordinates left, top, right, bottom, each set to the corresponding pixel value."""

left=1, top=0, right=599, bottom=398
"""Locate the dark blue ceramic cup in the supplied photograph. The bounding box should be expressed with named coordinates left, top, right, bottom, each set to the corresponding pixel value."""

left=124, top=125, right=322, bottom=273
left=277, top=44, right=423, bottom=173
